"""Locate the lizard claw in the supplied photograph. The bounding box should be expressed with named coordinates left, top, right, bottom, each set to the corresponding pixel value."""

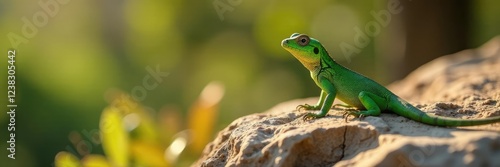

left=296, top=104, right=319, bottom=111
left=302, top=113, right=320, bottom=121
left=296, top=105, right=305, bottom=111
left=343, top=111, right=362, bottom=122
left=359, top=114, right=365, bottom=120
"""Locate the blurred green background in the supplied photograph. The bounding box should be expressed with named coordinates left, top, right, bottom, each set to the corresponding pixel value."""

left=0, top=0, right=499, bottom=166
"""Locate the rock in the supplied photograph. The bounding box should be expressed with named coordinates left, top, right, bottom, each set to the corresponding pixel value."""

left=388, top=36, right=500, bottom=104
left=193, top=37, right=500, bottom=167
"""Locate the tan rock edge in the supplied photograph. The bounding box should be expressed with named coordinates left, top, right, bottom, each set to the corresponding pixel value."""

left=194, top=37, right=500, bottom=167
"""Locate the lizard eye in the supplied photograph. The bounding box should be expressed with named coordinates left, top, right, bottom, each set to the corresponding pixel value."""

left=296, top=35, right=310, bottom=46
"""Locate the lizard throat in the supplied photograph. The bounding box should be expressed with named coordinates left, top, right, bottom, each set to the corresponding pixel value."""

left=295, top=58, right=319, bottom=71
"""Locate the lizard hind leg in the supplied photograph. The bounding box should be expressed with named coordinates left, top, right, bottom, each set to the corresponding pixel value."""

left=345, top=91, right=383, bottom=119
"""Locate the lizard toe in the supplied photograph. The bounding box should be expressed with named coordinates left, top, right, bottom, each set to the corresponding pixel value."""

left=302, top=113, right=319, bottom=121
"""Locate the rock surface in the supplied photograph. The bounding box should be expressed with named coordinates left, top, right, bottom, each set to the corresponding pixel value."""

left=194, top=37, right=500, bottom=167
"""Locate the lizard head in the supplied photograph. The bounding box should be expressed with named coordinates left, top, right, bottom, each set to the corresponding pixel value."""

left=281, top=33, right=326, bottom=71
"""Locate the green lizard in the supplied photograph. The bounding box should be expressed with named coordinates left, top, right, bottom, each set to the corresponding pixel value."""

left=281, top=33, right=500, bottom=126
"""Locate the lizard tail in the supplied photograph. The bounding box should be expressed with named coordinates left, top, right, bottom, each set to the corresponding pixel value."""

left=389, top=96, right=500, bottom=127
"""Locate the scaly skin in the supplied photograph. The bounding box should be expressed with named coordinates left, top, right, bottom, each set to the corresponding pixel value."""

left=281, top=33, right=500, bottom=126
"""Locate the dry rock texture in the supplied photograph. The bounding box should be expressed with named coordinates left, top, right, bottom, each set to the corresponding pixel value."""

left=194, top=37, right=500, bottom=167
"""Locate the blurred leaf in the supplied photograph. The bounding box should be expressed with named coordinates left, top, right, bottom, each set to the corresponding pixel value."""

left=165, top=130, right=189, bottom=163
left=81, top=154, right=110, bottom=167
left=55, top=151, right=81, bottom=167
left=100, top=107, right=128, bottom=167
left=188, top=82, right=224, bottom=153
left=111, top=94, right=160, bottom=142
left=131, top=112, right=160, bottom=142
left=130, top=140, right=169, bottom=167
left=110, top=94, right=140, bottom=115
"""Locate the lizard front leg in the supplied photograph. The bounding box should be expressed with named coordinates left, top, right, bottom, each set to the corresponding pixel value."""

left=296, top=90, right=326, bottom=111
left=303, top=76, right=337, bottom=120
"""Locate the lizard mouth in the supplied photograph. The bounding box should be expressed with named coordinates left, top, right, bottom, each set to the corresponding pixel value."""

left=281, top=39, right=290, bottom=48
left=281, top=39, right=297, bottom=52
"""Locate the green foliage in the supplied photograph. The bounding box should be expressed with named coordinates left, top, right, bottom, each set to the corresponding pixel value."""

left=55, top=82, right=223, bottom=167
left=0, top=0, right=499, bottom=166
